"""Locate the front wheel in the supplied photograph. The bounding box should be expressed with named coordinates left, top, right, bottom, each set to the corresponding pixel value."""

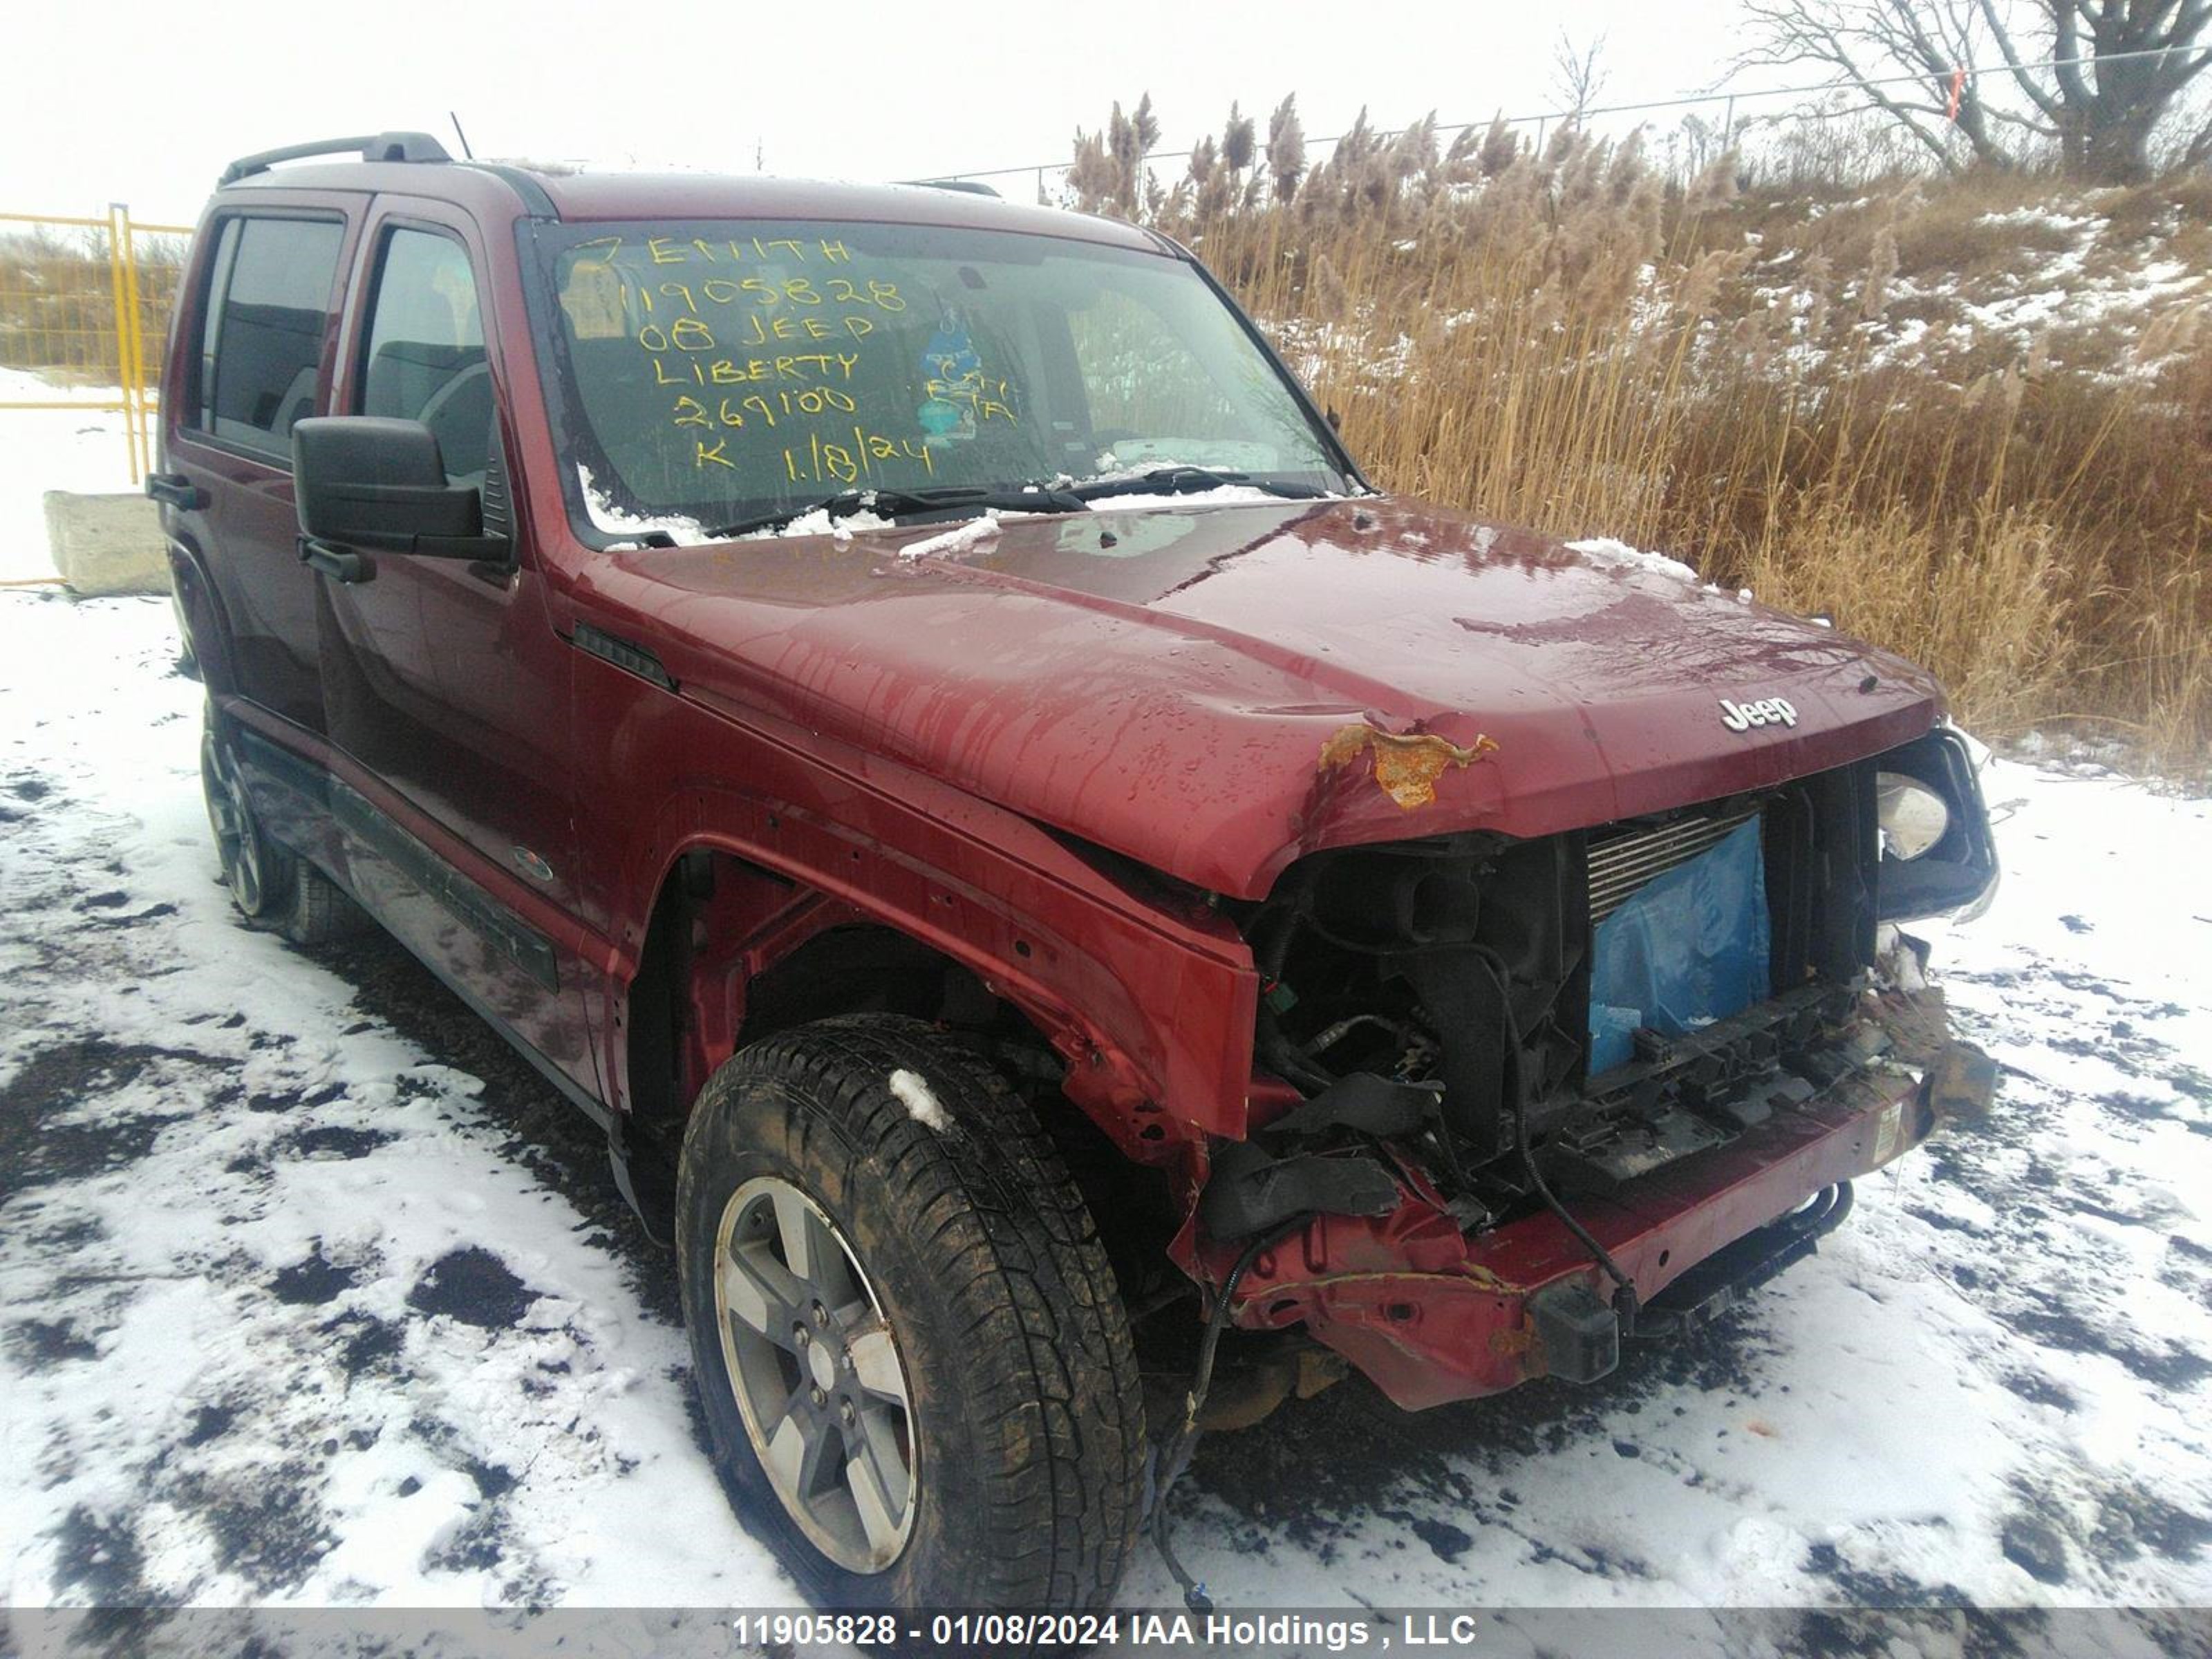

left=676, top=1015, right=1145, bottom=1610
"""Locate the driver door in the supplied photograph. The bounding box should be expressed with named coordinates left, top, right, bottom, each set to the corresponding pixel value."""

left=314, top=198, right=596, bottom=1094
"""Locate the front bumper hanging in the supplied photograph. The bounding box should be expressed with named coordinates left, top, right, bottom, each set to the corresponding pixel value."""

left=1186, top=988, right=1994, bottom=1409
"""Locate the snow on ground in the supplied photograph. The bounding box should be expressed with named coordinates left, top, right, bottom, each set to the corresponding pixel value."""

left=0, top=373, right=140, bottom=585
left=2, top=406, right=2211, bottom=1627
left=0, top=597, right=787, bottom=1613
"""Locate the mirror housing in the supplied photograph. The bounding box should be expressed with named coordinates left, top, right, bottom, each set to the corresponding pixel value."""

left=293, top=417, right=506, bottom=560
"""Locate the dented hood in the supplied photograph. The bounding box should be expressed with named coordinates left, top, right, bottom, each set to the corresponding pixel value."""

left=586, top=496, right=1942, bottom=899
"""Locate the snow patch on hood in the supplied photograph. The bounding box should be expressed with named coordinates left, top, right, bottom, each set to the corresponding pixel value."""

left=888, top=1069, right=950, bottom=1132
left=1082, top=485, right=1293, bottom=515
left=897, top=514, right=1003, bottom=563
left=1564, top=535, right=1700, bottom=584
left=577, top=465, right=713, bottom=547
left=734, top=504, right=895, bottom=543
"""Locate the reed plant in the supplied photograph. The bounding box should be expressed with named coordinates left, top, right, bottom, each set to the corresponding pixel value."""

left=1069, top=102, right=2212, bottom=774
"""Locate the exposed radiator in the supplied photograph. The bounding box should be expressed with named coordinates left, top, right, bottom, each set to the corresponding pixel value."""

left=1587, top=807, right=1761, bottom=924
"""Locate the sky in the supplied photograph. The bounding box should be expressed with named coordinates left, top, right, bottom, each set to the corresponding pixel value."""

left=2, top=0, right=1740, bottom=227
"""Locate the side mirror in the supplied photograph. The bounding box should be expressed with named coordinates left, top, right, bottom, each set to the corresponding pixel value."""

left=293, top=417, right=506, bottom=561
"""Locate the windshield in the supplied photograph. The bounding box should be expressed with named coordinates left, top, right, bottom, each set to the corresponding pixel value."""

left=525, top=218, right=1350, bottom=538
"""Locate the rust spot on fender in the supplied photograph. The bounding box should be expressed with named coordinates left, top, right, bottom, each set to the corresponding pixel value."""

left=1319, top=725, right=1500, bottom=810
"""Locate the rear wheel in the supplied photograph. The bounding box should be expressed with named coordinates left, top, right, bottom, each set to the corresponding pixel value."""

left=676, top=1015, right=1144, bottom=1611
left=200, top=706, right=359, bottom=946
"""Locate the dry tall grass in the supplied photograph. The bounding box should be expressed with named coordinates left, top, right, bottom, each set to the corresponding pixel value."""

left=1071, top=106, right=2212, bottom=775
left=0, top=229, right=181, bottom=380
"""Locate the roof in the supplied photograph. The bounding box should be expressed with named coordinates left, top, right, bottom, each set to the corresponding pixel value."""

left=219, top=156, right=1161, bottom=252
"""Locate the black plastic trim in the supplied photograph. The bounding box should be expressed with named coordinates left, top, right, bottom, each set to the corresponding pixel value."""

left=460, top=162, right=561, bottom=220
left=234, top=724, right=559, bottom=992
left=572, top=622, right=677, bottom=691
left=144, top=472, right=208, bottom=511
left=1529, top=1280, right=1620, bottom=1384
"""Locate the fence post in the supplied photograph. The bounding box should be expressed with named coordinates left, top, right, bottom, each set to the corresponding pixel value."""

left=120, top=206, right=151, bottom=482
left=104, top=203, right=144, bottom=483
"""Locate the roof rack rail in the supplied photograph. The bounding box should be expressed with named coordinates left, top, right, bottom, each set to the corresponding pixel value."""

left=900, top=178, right=1000, bottom=198
left=220, top=131, right=452, bottom=188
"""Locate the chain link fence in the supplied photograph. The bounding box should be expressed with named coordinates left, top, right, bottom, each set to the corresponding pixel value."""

left=0, top=207, right=193, bottom=483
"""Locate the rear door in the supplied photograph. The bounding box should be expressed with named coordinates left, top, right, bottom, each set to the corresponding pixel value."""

left=165, top=202, right=355, bottom=737
left=313, top=197, right=597, bottom=1096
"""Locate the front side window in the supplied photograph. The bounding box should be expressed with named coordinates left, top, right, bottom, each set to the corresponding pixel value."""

left=359, top=227, right=490, bottom=482
left=527, top=218, right=1344, bottom=536
left=199, top=216, right=345, bottom=461
left=1069, top=288, right=1252, bottom=460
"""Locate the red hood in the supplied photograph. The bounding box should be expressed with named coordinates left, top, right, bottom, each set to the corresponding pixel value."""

left=579, top=497, right=1940, bottom=899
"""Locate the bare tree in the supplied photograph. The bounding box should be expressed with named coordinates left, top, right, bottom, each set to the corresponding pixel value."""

left=2016, top=1, right=2212, bottom=174
left=1553, top=30, right=1611, bottom=126
left=1738, top=1, right=2212, bottom=181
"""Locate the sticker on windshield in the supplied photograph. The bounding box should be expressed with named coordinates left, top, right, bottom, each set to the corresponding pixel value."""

left=919, top=317, right=980, bottom=441
left=915, top=308, right=1019, bottom=443
left=559, top=258, right=628, bottom=341
left=921, top=322, right=982, bottom=393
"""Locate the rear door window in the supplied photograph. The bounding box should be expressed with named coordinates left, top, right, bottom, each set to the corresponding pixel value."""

left=358, top=227, right=489, bottom=482
left=199, top=216, right=345, bottom=461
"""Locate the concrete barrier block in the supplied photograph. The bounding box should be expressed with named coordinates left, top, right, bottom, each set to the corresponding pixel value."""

left=44, top=491, right=170, bottom=597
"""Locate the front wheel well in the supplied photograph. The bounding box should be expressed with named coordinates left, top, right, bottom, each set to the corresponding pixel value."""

left=624, top=852, right=1003, bottom=1150
left=617, top=849, right=1179, bottom=1291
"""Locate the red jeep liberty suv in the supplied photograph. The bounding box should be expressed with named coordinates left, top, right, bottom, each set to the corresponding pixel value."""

left=150, top=131, right=1998, bottom=1613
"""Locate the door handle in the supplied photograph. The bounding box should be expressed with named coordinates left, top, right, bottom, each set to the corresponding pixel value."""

left=145, top=471, right=208, bottom=511
left=299, top=536, right=375, bottom=584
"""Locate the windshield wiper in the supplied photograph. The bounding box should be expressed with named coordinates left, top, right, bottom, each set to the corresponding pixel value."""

left=1065, top=465, right=1335, bottom=504
left=706, top=483, right=1085, bottom=541
left=704, top=469, right=1330, bottom=541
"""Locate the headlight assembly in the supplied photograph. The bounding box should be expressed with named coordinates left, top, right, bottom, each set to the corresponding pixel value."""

left=1876, top=771, right=1951, bottom=862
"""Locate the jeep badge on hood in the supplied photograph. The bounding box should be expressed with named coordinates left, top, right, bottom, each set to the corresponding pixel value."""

left=1721, top=695, right=1799, bottom=731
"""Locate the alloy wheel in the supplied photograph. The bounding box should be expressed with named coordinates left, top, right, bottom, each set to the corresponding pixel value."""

left=713, top=1174, right=918, bottom=1573
left=201, top=728, right=265, bottom=915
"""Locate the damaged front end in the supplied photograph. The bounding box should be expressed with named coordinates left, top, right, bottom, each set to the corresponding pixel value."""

left=1181, top=725, right=2000, bottom=1409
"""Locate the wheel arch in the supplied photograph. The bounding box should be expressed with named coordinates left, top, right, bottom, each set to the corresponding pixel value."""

left=165, top=530, right=236, bottom=693
left=613, top=830, right=1208, bottom=1245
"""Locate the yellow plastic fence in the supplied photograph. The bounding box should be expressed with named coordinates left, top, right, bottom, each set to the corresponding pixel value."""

left=0, top=207, right=194, bottom=483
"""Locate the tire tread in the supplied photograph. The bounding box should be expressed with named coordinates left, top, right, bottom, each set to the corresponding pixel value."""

left=677, top=1015, right=1145, bottom=1612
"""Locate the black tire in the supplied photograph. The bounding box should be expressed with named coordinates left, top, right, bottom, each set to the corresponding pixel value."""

left=279, top=857, right=359, bottom=946
left=676, top=1015, right=1145, bottom=1613
left=200, top=706, right=361, bottom=947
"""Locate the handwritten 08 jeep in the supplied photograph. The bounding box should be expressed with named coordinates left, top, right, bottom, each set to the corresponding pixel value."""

left=152, top=131, right=2000, bottom=1612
